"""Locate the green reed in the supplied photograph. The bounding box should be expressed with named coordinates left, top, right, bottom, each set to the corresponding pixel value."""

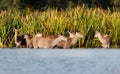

left=0, top=6, right=120, bottom=48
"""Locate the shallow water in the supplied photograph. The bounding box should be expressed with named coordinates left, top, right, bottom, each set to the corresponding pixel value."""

left=0, top=48, right=120, bottom=74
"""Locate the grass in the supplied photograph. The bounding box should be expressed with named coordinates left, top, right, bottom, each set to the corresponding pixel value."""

left=0, top=6, right=120, bottom=48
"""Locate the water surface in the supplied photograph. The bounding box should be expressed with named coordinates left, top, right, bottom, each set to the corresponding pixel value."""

left=0, top=48, right=120, bottom=74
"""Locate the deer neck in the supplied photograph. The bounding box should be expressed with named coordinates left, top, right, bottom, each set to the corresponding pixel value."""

left=71, top=36, right=79, bottom=45
left=14, top=32, right=18, bottom=42
left=97, top=34, right=106, bottom=44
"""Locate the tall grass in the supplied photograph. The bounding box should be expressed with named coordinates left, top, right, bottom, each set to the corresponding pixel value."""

left=0, top=6, right=120, bottom=48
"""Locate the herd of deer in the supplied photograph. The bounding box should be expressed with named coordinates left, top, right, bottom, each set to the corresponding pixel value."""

left=14, top=27, right=112, bottom=48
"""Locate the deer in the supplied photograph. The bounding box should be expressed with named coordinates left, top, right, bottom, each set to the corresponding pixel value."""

left=24, top=33, right=32, bottom=48
left=55, top=31, right=84, bottom=49
left=94, top=31, right=112, bottom=48
left=49, top=35, right=67, bottom=48
left=37, top=35, right=67, bottom=48
left=31, top=32, right=43, bottom=48
left=14, top=28, right=26, bottom=48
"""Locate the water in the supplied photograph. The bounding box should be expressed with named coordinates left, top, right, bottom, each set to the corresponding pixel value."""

left=0, top=48, right=120, bottom=74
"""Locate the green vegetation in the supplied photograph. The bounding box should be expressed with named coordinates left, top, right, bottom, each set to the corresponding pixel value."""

left=0, top=6, right=120, bottom=48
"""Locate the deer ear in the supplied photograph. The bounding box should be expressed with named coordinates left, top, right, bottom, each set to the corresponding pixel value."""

left=67, top=31, right=70, bottom=34
left=68, top=29, right=73, bottom=33
left=75, top=31, right=80, bottom=35
left=68, top=30, right=73, bottom=34
left=99, top=29, right=103, bottom=33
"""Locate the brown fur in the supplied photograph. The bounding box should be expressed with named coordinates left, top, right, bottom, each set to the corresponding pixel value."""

left=63, top=38, right=73, bottom=48
left=37, top=35, right=58, bottom=48
left=32, top=33, right=43, bottom=48
left=37, top=35, right=67, bottom=48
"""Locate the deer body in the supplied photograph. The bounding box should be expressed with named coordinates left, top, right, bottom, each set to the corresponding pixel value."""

left=95, top=31, right=111, bottom=48
left=37, top=35, right=67, bottom=48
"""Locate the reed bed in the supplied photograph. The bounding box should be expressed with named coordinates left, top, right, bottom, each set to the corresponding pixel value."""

left=0, top=6, right=120, bottom=48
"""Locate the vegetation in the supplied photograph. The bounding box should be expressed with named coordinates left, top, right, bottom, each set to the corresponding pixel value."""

left=0, top=6, right=120, bottom=48
left=0, top=0, right=120, bottom=10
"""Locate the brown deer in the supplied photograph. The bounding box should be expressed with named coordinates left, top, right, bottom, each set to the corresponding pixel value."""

left=94, top=31, right=112, bottom=48
left=55, top=31, right=84, bottom=48
left=14, top=28, right=26, bottom=48
left=37, top=35, right=67, bottom=48
left=24, top=33, right=32, bottom=48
